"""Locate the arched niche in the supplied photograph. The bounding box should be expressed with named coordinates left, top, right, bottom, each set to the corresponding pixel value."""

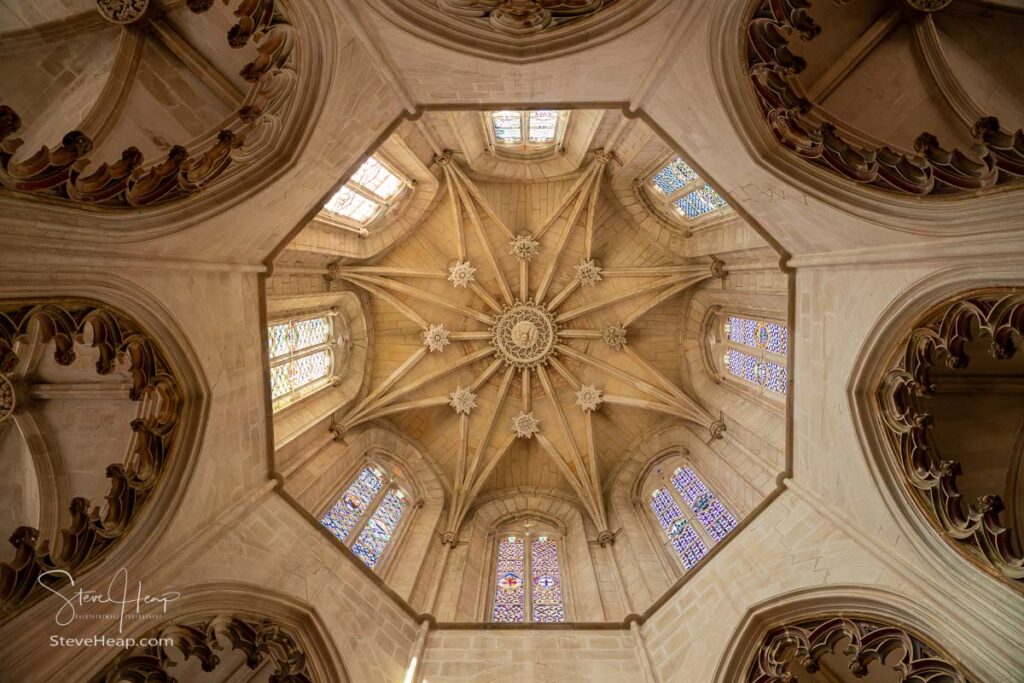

left=851, top=272, right=1024, bottom=597
left=75, top=583, right=349, bottom=683
left=713, top=586, right=979, bottom=682
left=434, top=487, right=605, bottom=623
left=0, top=282, right=208, bottom=621
left=281, top=425, right=448, bottom=600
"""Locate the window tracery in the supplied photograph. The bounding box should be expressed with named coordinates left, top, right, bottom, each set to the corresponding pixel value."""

left=712, top=313, right=789, bottom=399
left=322, top=156, right=409, bottom=232
left=646, top=155, right=730, bottom=225
left=320, top=462, right=412, bottom=572
left=490, top=519, right=567, bottom=623
left=267, top=311, right=339, bottom=411
left=487, top=110, right=569, bottom=157
left=645, top=461, right=737, bottom=571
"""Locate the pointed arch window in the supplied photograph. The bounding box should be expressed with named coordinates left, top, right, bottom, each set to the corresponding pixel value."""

left=645, top=463, right=737, bottom=571
left=268, top=311, right=339, bottom=411
left=322, top=155, right=409, bottom=232
left=486, top=110, right=569, bottom=157
left=320, top=463, right=412, bottom=571
left=490, top=521, right=567, bottom=623
left=719, top=314, right=789, bottom=398
left=646, top=155, right=730, bottom=225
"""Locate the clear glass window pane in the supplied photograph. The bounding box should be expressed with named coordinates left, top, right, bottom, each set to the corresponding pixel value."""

left=269, top=349, right=331, bottom=400
left=320, top=466, right=384, bottom=542
left=528, top=110, right=558, bottom=143
left=651, top=157, right=699, bottom=195
left=324, top=185, right=380, bottom=223
left=493, top=535, right=526, bottom=622
left=531, top=537, right=565, bottom=623
left=350, top=157, right=403, bottom=200
left=351, top=488, right=408, bottom=569
left=492, top=111, right=523, bottom=144
left=268, top=316, right=331, bottom=360
left=672, top=183, right=727, bottom=218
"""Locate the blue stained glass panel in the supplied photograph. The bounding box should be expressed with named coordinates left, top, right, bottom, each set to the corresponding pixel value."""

left=651, top=157, right=699, bottom=195
left=669, top=521, right=707, bottom=569
left=725, top=316, right=787, bottom=356
left=673, top=184, right=727, bottom=218
left=724, top=350, right=787, bottom=396
left=531, top=537, right=565, bottom=623
left=650, top=487, right=684, bottom=534
left=671, top=467, right=737, bottom=544
left=493, top=536, right=525, bottom=622
left=351, top=487, right=408, bottom=569
left=320, top=466, right=384, bottom=543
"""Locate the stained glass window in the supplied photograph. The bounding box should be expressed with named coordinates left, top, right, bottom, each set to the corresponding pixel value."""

left=351, top=487, right=408, bottom=569
left=528, top=110, right=558, bottom=143
left=724, top=316, right=788, bottom=356
left=320, top=466, right=384, bottom=543
left=269, top=349, right=331, bottom=400
left=673, top=184, right=727, bottom=218
left=493, top=535, right=526, bottom=623
left=720, top=314, right=788, bottom=397
left=650, top=487, right=708, bottom=570
left=531, top=537, right=565, bottom=623
left=492, top=111, right=523, bottom=144
left=671, top=467, right=737, bottom=543
left=323, top=156, right=405, bottom=227
left=268, top=313, right=336, bottom=410
left=651, top=157, right=700, bottom=195
left=268, top=317, right=331, bottom=360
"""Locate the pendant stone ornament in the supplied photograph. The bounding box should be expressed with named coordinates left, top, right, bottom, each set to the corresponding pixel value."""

left=96, top=0, right=150, bottom=23
left=575, top=384, right=603, bottom=413
left=601, top=323, right=628, bottom=350
left=510, top=232, right=540, bottom=262
left=449, top=386, right=478, bottom=415
left=574, top=259, right=603, bottom=286
left=512, top=411, right=540, bottom=439
left=423, top=324, right=451, bottom=352
left=491, top=301, right=559, bottom=369
left=448, top=260, right=477, bottom=288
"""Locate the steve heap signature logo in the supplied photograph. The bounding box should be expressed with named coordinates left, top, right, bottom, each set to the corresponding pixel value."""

left=38, top=567, right=180, bottom=633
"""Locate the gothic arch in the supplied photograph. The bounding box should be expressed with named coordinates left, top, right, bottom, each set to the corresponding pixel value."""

left=713, top=586, right=978, bottom=682
left=71, top=583, right=349, bottom=682
left=850, top=268, right=1024, bottom=598
left=710, top=0, right=1024, bottom=237
left=0, top=274, right=209, bottom=619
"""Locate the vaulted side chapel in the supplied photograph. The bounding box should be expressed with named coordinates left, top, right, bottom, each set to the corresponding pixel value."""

left=0, top=0, right=1022, bottom=681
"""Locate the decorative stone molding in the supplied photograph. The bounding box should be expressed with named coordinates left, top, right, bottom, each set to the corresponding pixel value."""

left=423, top=323, right=451, bottom=352
left=510, top=232, right=540, bottom=261
left=596, top=529, right=616, bottom=547
left=329, top=421, right=347, bottom=442
left=745, top=0, right=1024, bottom=196
left=573, top=259, right=603, bottom=286
left=877, top=291, right=1024, bottom=585
left=512, top=411, right=540, bottom=439
left=747, top=616, right=968, bottom=681
left=440, top=530, right=460, bottom=546
left=91, top=614, right=313, bottom=682
left=601, top=322, right=628, bottom=350
left=0, top=302, right=183, bottom=613
left=0, top=373, right=14, bottom=423
left=575, top=384, right=603, bottom=413
left=96, top=0, right=150, bottom=24
left=0, top=0, right=298, bottom=208
left=491, top=301, right=559, bottom=369
left=709, top=419, right=727, bottom=440
left=448, top=386, right=478, bottom=415
left=447, top=260, right=477, bottom=288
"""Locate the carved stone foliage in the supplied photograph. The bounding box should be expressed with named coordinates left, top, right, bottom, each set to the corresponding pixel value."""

left=877, top=291, right=1024, bottom=586
left=746, top=0, right=1024, bottom=195
left=90, top=615, right=312, bottom=682
left=0, top=302, right=183, bottom=614
left=748, top=616, right=970, bottom=681
left=438, top=0, right=610, bottom=35
left=0, top=0, right=297, bottom=207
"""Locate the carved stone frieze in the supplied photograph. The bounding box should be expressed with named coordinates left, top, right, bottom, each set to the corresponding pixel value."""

left=877, top=291, right=1024, bottom=585
left=0, top=0, right=297, bottom=208
left=747, top=615, right=969, bottom=681
left=438, top=0, right=610, bottom=35
left=0, top=302, right=183, bottom=614
left=90, top=615, right=312, bottom=682
left=746, top=0, right=1024, bottom=195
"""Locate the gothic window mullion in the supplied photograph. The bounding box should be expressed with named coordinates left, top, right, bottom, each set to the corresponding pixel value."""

left=345, top=480, right=390, bottom=545
left=666, top=178, right=705, bottom=205
left=524, top=536, right=534, bottom=623
left=664, top=472, right=715, bottom=550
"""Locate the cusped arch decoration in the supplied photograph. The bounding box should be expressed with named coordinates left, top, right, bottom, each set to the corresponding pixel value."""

left=82, top=583, right=349, bottom=682
left=0, top=292, right=207, bottom=617
left=714, top=586, right=978, bottom=682
left=368, top=0, right=674, bottom=62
